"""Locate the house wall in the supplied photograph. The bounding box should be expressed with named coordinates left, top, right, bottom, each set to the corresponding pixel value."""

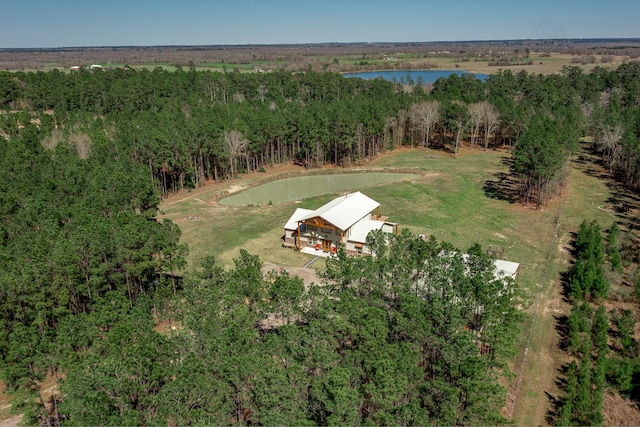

left=284, top=228, right=375, bottom=257
left=300, top=227, right=340, bottom=250
left=345, top=241, right=372, bottom=256
left=283, top=229, right=297, bottom=248
left=283, top=227, right=342, bottom=251
left=381, top=223, right=394, bottom=233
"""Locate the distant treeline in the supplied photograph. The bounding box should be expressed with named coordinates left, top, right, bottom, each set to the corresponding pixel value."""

left=2, top=38, right=639, bottom=70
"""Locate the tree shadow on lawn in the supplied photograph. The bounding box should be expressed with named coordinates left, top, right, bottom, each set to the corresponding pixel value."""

left=546, top=389, right=563, bottom=426
left=573, top=151, right=611, bottom=181
left=554, top=313, right=570, bottom=352
left=546, top=362, right=572, bottom=425
left=573, top=145, right=640, bottom=236
left=603, top=189, right=640, bottom=236
left=483, top=157, right=518, bottom=203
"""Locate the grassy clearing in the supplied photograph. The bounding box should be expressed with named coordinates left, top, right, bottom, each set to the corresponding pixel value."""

left=159, top=145, right=619, bottom=426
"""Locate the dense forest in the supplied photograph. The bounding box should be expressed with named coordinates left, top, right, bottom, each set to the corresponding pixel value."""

left=2, top=63, right=640, bottom=200
left=53, top=234, right=522, bottom=425
left=554, top=220, right=640, bottom=426
left=1, top=62, right=640, bottom=424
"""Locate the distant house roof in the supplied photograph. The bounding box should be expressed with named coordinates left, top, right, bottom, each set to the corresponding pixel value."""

left=283, top=207, right=313, bottom=231
left=299, top=191, right=380, bottom=231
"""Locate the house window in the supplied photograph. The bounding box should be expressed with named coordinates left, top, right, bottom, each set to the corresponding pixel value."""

left=355, top=242, right=363, bottom=256
left=321, top=227, right=332, bottom=234
left=307, top=225, right=317, bottom=231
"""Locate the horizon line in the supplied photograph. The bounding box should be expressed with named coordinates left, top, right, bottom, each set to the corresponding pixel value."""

left=3, top=37, right=640, bottom=51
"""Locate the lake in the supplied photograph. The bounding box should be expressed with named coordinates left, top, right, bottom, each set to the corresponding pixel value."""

left=343, top=70, right=487, bottom=84
left=218, top=172, right=419, bottom=206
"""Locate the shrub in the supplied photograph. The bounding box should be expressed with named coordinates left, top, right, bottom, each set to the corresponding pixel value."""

left=631, top=267, right=640, bottom=300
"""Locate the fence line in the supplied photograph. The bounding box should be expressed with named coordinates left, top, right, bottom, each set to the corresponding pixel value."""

left=509, top=194, right=566, bottom=419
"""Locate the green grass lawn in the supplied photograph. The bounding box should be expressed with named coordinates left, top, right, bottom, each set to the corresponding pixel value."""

left=159, top=145, right=621, bottom=426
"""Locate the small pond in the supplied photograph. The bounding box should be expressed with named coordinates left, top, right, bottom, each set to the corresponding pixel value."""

left=218, top=172, right=419, bottom=206
left=343, top=70, right=487, bottom=84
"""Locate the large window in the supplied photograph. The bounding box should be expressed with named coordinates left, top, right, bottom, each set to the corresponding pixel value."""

left=321, top=227, right=332, bottom=234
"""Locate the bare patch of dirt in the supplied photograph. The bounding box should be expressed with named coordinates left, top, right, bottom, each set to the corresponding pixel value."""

left=603, top=392, right=640, bottom=427
left=0, top=415, right=22, bottom=427
left=262, top=261, right=323, bottom=289
left=226, top=184, right=248, bottom=194
left=0, top=381, right=16, bottom=427
left=540, top=289, right=564, bottom=318
left=557, top=233, right=572, bottom=257
left=153, top=317, right=183, bottom=335
left=0, top=372, right=62, bottom=427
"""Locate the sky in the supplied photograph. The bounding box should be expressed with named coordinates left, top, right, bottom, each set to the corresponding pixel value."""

left=2, top=0, right=638, bottom=48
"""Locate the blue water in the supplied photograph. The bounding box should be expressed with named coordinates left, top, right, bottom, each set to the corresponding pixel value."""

left=343, top=70, right=487, bottom=84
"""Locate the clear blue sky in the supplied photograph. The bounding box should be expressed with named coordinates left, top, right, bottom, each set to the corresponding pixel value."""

left=2, top=0, right=638, bottom=48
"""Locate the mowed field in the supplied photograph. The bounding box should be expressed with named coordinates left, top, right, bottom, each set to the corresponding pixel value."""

left=159, top=145, right=634, bottom=425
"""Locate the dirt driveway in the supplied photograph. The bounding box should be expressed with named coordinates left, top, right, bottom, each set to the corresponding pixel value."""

left=262, top=261, right=323, bottom=289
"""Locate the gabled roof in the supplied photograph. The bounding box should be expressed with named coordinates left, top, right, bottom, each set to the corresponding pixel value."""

left=283, top=208, right=314, bottom=230
left=299, top=191, right=380, bottom=231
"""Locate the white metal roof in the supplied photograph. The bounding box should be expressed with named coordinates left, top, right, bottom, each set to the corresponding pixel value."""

left=348, top=219, right=386, bottom=243
left=299, top=191, right=380, bottom=231
left=494, top=259, right=520, bottom=280
left=283, top=208, right=314, bottom=230
left=438, top=252, right=520, bottom=282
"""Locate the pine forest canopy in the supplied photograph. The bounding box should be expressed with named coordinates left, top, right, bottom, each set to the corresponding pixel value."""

left=2, top=64, right=640, bottom=195
left=1, top=62, right=640, bottom=424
